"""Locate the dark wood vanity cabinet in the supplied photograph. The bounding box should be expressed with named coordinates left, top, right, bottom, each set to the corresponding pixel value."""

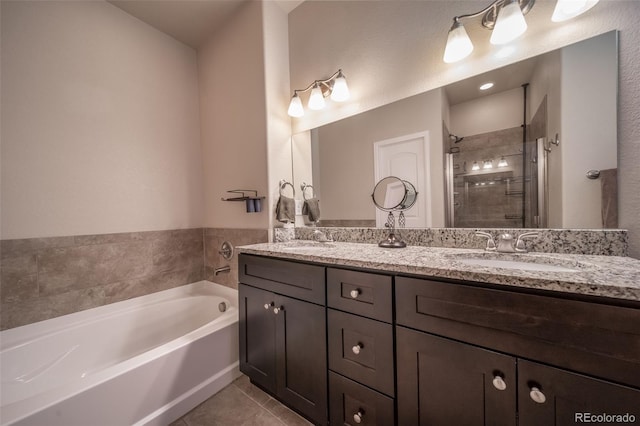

left=239, top=252, right=640, bottom=426
left=239, top=255, right=327, bottom=425
left=396, top=275, right=640, bottom=426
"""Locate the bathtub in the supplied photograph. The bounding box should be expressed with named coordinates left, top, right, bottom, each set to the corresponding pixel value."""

left=0, top=281, right=240, bottom=426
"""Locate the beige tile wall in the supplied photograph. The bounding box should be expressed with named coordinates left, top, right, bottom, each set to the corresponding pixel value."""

left=204, top=228, right=269, bottom=289
left=0, top=228, right=204, bottom=330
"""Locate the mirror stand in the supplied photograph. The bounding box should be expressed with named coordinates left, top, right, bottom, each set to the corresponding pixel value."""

left=379, top=211, right=407, bottom=248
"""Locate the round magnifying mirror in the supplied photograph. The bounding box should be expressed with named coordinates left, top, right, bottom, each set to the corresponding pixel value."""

left=372, top=176, right=406, bottom=211
left=372, top=176, right=418, bottom=211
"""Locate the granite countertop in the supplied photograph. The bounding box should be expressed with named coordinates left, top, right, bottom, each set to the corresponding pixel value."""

left=238, top=240, right=640, bottom=302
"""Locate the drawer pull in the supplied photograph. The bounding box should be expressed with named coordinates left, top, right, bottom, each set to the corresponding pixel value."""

left=352, top=343, right=363, bottom=355
left=264, top=302, right=274, bottom=310
left=273, top=306, right=284, bottom=315
left=529, top=386, right=546, bottom=404
left=353, top=410, right=364, bottom=424
left=492, top=375, right=507, bottom=391
left=350, top=289, right=360, bottom=299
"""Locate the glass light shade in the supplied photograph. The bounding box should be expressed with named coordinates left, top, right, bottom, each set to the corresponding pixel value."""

left=287, top=93, right=304, bottom=117
left=483, top=160, right=493, bottom=169
left=552, top=0, right=599, bottom=22
left=308, top=83, right=325, bottom=110
left=330, top=73, right=350, bottom=102
left=490, top=0, right=528, bottom=45
left=498, top=157, right=508, bottom=167
left=471, top=161, right=480, bottom=171
left=443, top=20, right=474, bottom=63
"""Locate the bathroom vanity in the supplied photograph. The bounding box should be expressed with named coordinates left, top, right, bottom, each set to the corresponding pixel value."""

left=237, top=241, right=640, bottom=425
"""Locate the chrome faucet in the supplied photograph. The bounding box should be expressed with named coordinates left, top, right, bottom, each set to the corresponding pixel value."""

left=214, top=265, right=231, bottom=276
left=313, top=229, right=334, bottom=242
left=475, top=231, right=539, bottom=253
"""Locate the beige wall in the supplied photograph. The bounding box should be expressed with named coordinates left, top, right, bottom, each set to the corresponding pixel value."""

left=450, top=87, right=524, bottom=137
left=0, top=1, right=203, bottom=239
left=288, top=0, right=640, bottom=258
left=198, top=1, right=270, bottom=229
left=561, top=32, right=618, bottom=228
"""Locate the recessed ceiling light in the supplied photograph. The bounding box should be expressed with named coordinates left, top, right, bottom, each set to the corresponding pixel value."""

left=480, top=82, right=494, bottom=91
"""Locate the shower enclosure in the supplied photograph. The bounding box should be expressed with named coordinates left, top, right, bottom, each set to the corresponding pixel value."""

left=444, top=87, right=549, bottom=228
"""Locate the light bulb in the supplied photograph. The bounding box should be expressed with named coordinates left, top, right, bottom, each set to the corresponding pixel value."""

left=471, top=161, right=480, bottom=171
left=308, top=83, right=325, bottom=110
left=443, top=19, right=474, bottom=63
left=490, top=0, right=527, bottom=45
left=287, top=93, right=304, bottom=117
left=483, top=160, right=493, bottom=169
left=552, top=0, right=599, bottom=22
left=330, top=71, right=350, bottom=102
left=498, top=156, right=508, bottom=167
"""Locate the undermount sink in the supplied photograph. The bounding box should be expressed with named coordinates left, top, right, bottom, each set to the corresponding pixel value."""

left=457, top=257, right=579, bottom=273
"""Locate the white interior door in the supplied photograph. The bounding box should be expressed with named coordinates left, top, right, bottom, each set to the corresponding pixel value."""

left=374, top=131, right=430, bottom=228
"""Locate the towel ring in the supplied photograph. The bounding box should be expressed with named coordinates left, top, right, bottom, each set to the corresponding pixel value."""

left=301, top=182, right=315, bottom=201
left=279, top=180, right=295, bottom=197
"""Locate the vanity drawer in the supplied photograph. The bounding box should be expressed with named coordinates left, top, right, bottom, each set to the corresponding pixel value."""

left=239, top=254, right=325, bottom=305
left=328, top=309, right=394, bottom=396
left=329, top=371, right=394, bottom=426
left=395, top=276, right=640, bottom=389
left=327, top=268, right=392, bottom=322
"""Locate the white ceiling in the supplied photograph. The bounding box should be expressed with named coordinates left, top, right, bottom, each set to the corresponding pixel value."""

left=108, top=0, right=303, bottom=49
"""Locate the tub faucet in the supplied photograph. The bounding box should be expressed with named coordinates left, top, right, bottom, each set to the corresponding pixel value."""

left=214, top=265, right=231, bottom=276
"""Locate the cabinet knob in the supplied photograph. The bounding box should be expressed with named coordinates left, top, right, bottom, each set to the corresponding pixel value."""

left=492, top=375, right=507, bottom=391
left=350, top=289, right=360, bottom=299
left=529, top=386, right=546, bottom=404
left=264, top=302, right=274, bottom=310
left=352, top=343, right=363, bottom=355
left=273, top=306, right=283, bottom=314
left=353, top=410, right=364, bottom=424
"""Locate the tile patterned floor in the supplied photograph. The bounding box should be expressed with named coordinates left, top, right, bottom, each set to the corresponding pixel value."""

left=170, top=375, right=312, bottom=426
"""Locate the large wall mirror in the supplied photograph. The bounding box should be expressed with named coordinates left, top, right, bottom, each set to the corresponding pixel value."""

left=292, top=31, right=618, bottom=229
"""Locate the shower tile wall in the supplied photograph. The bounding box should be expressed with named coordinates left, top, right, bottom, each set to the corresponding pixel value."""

left=0, top=228, right=204, bottom=330
left=449, top=127, right=525, bottom=228
left=204, top=228, right=269, bottom=289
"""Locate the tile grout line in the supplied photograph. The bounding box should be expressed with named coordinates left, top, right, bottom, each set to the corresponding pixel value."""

left=232, top=383, right=289, bottom=426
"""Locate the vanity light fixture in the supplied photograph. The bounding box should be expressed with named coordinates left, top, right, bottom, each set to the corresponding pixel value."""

left=483, top=160, right=494, bottom=169
left=480, top=82, right=495, bottom=91
left=498, top=156, right=508, bottom=167
left=287, top=69, right=350, bottom=117
left=443, top=0, right=599, bottom=63
left=472, top=161, right=481, bottom=171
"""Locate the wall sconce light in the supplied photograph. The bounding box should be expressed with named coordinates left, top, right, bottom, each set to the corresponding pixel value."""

left=443, top=0, right=600, bottom=63
left=288, top=69, right=350, bottom=117
left=498, top=156, right=509, bottom=167
left=483, top=160, right=494, bottom=169
left=471, top=161, right=481, bottom=171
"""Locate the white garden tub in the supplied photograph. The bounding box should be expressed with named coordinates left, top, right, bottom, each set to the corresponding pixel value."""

left=0, top=281, right=240, bottom=426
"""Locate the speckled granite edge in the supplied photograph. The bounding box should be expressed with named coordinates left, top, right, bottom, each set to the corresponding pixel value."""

left=273, top=227, right=628, bottom=256
left=239, top=242, right=640, bottom=302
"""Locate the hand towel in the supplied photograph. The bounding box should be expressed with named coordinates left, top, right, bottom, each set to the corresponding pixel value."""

left=600, top=168, right=618, bottom=228
left=276, top=195, right=295, bottom=223
left=302, top=197, right=321, bottom=222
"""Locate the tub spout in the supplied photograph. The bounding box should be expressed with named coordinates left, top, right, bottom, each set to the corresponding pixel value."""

left=214, top=265, right=231, bottom=276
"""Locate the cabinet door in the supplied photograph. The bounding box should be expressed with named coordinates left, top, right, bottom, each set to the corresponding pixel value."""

left=518, top=360, right=640, bottom=426
left=239, top=284, right=276, bottom=393
left=275, top=294, right=328, bottom=425
left=397, top=326, right=516, bottom=426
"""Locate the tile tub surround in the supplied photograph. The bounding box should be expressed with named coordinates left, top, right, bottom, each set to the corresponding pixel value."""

left=275, top=227, right=629, bottom=257
left=204, top=228, right=269, bottom=289
left=0, top=228, right=204, bottom=330
left=238, top=241, right=640, bottom=302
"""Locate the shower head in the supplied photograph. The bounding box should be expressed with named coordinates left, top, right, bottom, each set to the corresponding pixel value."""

left=449, top=134, right=464, bottom=144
